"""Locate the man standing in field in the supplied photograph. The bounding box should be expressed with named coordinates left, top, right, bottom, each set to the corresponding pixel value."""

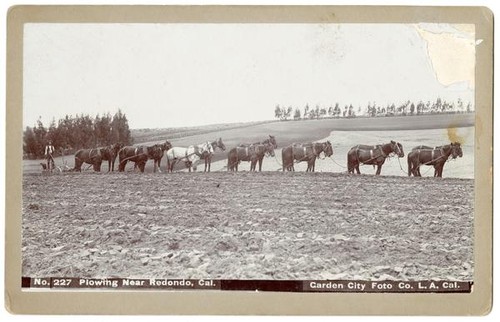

left=44, top=140, right=55, bottom=171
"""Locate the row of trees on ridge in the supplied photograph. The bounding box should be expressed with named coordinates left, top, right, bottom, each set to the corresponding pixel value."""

left=274, top=98, right=473, bottom=121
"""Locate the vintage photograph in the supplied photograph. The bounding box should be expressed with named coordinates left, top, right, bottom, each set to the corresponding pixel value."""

left=19, top=21, right=477, bottom=293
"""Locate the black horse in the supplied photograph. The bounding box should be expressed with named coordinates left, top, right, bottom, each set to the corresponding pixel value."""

left=227, top=142, right=275, bottom=171
left=282, top=141, right=333, bottom=172
left=347, top=140, right=404, bottom=175
left=407, top=142, right=463, bottom=177
left=73, top=143, right=122, bottom=172
left=118, top=145, right=162, bottom=173
left=201, top=138, right=226, bottom=172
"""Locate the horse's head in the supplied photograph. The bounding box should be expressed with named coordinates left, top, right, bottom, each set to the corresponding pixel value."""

left=216, top=138, right=226, bottom=151
left=112, top=142, right=124, bottom=155
left=269, top=135, right=278, bottom=149
left=265, top=142, right=275, bottom=157
left=323, top=141, right=333, bottom=157
left=163, top=140, right=173, bottom=151
left=451, top=142, right=463, bottom=159
left=390, top=140, right=405, bottom=157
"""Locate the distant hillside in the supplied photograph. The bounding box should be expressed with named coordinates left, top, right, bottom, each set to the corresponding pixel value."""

left=131, top=120, right=274, bottom=144
left=131, top=113, right=475, bottom=147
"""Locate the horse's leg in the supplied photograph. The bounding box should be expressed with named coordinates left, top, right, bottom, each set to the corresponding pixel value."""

left=308, top=158, right=314, bottom=172
left=436, top=164, right=443, bottom=177
left=119, top=160, right=126, bottom=172
left=74, top=158, right=82, bottom=172
left=94, top=160, right=102, bottom=172
left=259, top=157, right=263, bottom=172
left=355, top=162, right=360, bottom=174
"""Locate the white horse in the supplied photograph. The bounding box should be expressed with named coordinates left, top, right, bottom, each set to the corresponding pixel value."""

left=166, top=141, right=214, bottom=172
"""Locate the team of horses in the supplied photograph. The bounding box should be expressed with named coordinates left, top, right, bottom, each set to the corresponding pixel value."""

left=68, top=134, right=463, bottom=177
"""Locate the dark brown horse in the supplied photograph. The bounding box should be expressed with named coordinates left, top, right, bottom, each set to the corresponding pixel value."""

left=151, top=141, right=172, bottom=172
left=227, top=142, right=275, bottom=172
left=347, top=140, right=404, bottom=175
left=407, top=142, right=463, bottom=177
left=239, top=135, right=278, bottom=149
left=118, top=145, right=162, bottom=173
left=201, top=138, right=226, bottom=172
left=101, top=143, right=123, bottom=172
left=73, top=144, right=119, bottom=172
left=282, top=141, right=333, bottom=172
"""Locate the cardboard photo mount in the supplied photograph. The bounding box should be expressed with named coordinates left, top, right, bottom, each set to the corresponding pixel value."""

left=5, top=5, right=493, bottom=315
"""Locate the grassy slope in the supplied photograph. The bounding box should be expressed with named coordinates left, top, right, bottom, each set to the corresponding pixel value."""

left=141, top=113, right=474, bottom=147
left=132, top=120, right=274, bottom=144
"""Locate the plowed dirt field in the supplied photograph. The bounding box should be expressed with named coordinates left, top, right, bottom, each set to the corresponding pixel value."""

left=22, top=171, right=474, bottom=281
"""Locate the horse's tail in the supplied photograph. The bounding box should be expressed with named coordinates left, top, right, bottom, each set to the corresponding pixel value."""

left=346, top=150, right=353, bottom=173
left=73, top=150, right=83, bottom=171
left=281, top=147, right=286, bottom=172
left=227, top=150, right=237, bottom=171
left=407, top=154, right=413, bottom=176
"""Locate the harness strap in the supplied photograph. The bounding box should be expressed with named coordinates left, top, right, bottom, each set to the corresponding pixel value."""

left=379, top=146, right=386, bottom=157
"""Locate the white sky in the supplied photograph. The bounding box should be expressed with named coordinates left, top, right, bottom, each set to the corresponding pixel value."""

left=23, top=23, right=475, bottom=129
